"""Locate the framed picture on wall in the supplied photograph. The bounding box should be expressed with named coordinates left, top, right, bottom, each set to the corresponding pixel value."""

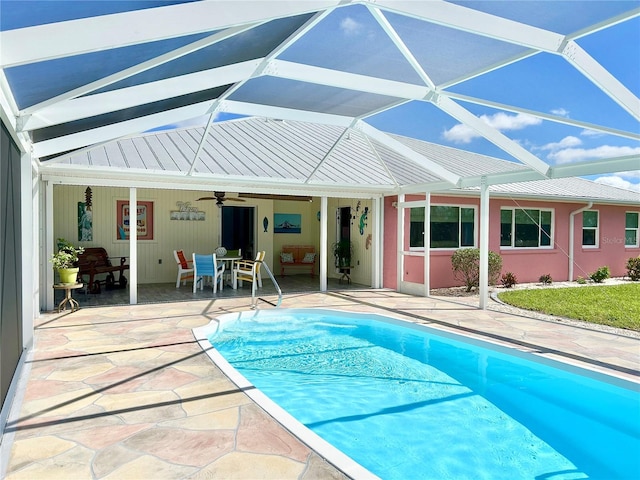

left=116, top=200, right=154, bottom=240
left=274, top=213, right=301, bottom=234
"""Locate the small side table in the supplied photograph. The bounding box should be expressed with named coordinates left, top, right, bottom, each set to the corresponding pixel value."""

left=53, top=283, right=83, bottom=313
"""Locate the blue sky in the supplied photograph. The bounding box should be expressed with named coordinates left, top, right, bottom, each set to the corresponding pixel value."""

left=159, top=5, right=640, bottom=192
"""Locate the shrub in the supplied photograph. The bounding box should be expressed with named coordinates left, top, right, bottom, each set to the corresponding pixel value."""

left=626, top=256, right=640, bottom=281
left=576, top=276, right=587, bottom=285
left=590, top=266, right=610, bottom=284
left=539, top=273, right=553, bottom=285
left=501, top=272, right=517, bottom=288
left=451, top=248, right=502, bottom=292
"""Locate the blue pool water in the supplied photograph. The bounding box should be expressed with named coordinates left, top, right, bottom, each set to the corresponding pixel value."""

left=207, top=309, right=640, bottom=480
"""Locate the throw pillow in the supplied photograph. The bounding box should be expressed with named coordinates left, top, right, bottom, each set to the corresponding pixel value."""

left=281, top=252, right=294, bottom=263
left=302, top=252, right=316, bottom=263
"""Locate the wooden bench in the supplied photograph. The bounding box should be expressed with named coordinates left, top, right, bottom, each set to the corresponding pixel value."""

left=78, top=247, right=129, bottom=293
left=280, top=245, right=316, bottom=277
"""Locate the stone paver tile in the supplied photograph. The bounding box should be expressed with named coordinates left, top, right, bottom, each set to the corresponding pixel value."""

left=123, top=427, right=235, bottom=466
left=117, top=403, right=186, bottom=424
left=106, top=348, right=164, bottom=366
left=191, top=451, right=305, bottom=480
left=102, top=454, right=198, bottom=480
left=92, top=443, right=144, bottom=478
left=20, top=387, right=98, bottom=417
left=94, top=390, right=179, bottom=413
left=160, top=407, right=240, bottom=430
left=302, top=453, right=349, bottom=480
left=6, top=444, right=94, bottom=480
left=22, top=379, right=89, bottom=402
left=7, top=435, right=76, bottom=471
left=139, top=367, right=199, bottom=391
left=60, top=423, right=151, bottom=449
left=48, top=362, right=114, bottom=382
left=237, top=404, right=310, bottom=462
left=84, top=365, right=149, bottom=393
left=179, top=388, right=251, bottom=417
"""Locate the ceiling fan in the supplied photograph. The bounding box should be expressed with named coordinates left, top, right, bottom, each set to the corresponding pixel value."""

left=197, top=192, right=313, bottom=207
left=196, top=191, right=246, bottom=207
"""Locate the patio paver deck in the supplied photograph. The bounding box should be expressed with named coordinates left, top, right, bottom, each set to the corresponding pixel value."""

left=2, top=289, right=638, bottom=479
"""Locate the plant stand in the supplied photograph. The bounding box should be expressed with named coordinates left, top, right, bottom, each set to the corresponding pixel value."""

left=338, top=266, right=354, bottom=284
left=53, top=283, right=83, bottom=313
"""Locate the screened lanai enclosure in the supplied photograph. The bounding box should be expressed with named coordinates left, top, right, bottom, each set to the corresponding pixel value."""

left=1, top=0, right=639, bottom=419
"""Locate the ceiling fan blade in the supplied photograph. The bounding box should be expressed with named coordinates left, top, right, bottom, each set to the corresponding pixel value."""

left=225, top=197, right=247, bottom=202
left=196, top=197, right=216, bottom=201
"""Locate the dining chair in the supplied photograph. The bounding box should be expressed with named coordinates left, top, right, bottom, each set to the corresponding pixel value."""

left=233, top=250, right=265, bottom=290
left=173, top=250, right=194, bottom=288
left=192, top=253, right=225, bottom=294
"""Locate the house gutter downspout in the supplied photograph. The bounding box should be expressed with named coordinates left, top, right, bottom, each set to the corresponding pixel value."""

left=568, top=202, right=593, bottom=281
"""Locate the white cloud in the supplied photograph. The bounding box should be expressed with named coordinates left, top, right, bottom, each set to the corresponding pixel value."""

left=540, top=136, right=582, bottom=152
left=340, top=17, right=363, bottom=36
left=442, top=112, right=541, bottom=144
left=551, top=108, right=570, bottom=117
left=594, top=174, right=640, bottom=192
left=547, top=145, right=640, bottom=164
left=580, top=128, right=605, bottom=137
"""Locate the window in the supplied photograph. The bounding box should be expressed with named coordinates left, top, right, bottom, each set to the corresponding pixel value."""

left=626, top=212, right=639, bottom=247
left=582, top=210, right=598, bottom=247
left=500, top=208, right=553, bottom=248
left=409, top=205, right=475, bottom=249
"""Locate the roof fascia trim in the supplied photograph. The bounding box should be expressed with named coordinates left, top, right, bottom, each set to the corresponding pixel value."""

left=0, top=1, right=342, bottom=67
left=433, top=94, right=551, bottom=176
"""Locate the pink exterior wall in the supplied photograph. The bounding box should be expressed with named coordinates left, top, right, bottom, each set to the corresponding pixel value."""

left=383, top=195, right=640, bottom=289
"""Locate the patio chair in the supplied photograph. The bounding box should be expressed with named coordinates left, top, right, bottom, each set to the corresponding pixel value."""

left=193, top=253, right=225, bottom=294
left=173, top=250, right=194, bottom=288
left=233, top=250, right=266, bottom=290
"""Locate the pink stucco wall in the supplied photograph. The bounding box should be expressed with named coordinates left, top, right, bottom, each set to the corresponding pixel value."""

left=383, top=195, right=640, bottom=289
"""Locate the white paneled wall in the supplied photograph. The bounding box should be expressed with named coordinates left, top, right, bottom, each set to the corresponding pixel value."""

left=53, top=185, right=373, bottom=286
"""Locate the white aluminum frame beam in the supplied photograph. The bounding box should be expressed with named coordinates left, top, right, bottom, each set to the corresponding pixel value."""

left=0, top=1, right=343, bottom=67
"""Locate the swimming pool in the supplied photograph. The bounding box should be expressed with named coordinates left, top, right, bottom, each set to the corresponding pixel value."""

left=195, top=309, right=640, bottom=480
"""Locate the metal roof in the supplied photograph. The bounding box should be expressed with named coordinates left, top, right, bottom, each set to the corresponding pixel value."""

left=1, top=1, right=639, bottom=194
left=42, top=116, right=640, bottom=204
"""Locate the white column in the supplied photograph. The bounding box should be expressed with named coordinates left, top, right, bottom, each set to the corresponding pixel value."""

left=479, top=178, right=490, bottom=309
left=44, top=180, right=54, bottom=311
left=320, top=196, right=328, bottom=292
left=423, top=193, right=430, bottom=297
left=372, top=196, right=382, bottom=288
left=396, top=193, right=405, bottom=292
left=129, top=188, right=137, bottom=305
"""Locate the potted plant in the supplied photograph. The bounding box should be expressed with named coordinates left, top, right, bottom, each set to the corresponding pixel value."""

left=331, top=239, right=353, bottom=268
left=51, top=238, right=84, bottom=284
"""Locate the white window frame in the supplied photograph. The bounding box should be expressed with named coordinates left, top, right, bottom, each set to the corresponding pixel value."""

left=500, top=207, right=554, bottom=249
left=626, top=211, right=640, bottom=248
left=409, top=204, right=477, bottom=251
left=582, top=210, right=599, bottom=248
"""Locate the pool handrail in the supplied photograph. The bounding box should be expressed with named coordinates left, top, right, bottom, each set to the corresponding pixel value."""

left=252, top=260, right=282, bottom=309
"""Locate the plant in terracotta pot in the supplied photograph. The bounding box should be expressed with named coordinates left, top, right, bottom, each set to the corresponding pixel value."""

left=51, top=238, right=84, bottom=284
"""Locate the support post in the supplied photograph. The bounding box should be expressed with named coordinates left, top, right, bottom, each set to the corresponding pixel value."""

left=129, top=188, right=137, bottom=305
left=424, top=193, right=430, bottom=297
left=479, top=178, right=490, bottom=309
left=320, top=196, right=327, bottom=292
left=396, top=193, right=405, bottom=292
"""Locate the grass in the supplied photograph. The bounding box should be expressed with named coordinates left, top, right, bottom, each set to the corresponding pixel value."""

left=497, top=283, right=640, bottom=331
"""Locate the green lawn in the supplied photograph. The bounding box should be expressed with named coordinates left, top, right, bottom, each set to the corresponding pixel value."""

left=497, top=283, right=640, bottom=331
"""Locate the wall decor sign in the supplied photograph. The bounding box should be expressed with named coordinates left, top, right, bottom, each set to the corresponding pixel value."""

left=116, top=200, right=154, bottom=240
left=170, top=201, right=205, bottom=221
left=274, top=213, right=301, bottom=234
